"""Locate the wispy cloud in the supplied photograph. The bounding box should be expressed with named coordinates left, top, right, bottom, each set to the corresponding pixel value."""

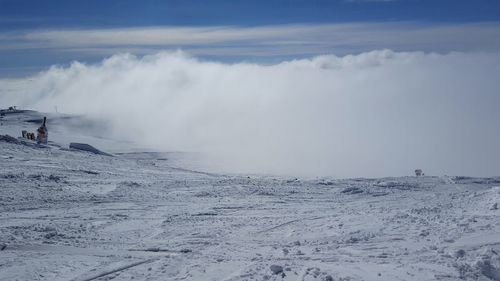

left=1, top=22, right=500, bottom=57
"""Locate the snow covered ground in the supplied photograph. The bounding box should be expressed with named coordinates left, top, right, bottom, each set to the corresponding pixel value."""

left=1, top=110, right=500, bottom=281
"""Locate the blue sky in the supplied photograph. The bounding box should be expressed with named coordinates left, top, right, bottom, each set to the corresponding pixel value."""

left=2, top=0, right=500, bottom=28
left=1, top=0, right=500, bottom=76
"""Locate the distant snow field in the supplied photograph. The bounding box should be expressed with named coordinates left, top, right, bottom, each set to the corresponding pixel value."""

left=1, top=110, right=499, bottom=281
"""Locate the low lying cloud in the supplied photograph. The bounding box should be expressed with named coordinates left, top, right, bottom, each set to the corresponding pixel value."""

left=1, top=50, right=499, bottom=178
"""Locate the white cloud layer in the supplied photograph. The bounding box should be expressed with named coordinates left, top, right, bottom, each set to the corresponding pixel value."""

left=1, top=50, right=500, bottom=178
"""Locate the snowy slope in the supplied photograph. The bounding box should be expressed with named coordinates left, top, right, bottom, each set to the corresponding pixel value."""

left=1, top=111, right=500, bottom=281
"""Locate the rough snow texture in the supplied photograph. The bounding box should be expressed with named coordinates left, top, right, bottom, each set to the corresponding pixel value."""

left=1, top=113, right=500, bottom=281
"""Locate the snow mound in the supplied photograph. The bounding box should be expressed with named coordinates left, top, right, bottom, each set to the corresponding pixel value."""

left=0, top=134, right=20, bottom=144
left=69, top=142, right=112, bottom=156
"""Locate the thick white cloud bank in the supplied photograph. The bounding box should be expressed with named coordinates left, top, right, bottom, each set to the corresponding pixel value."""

left=1, top=50, right=500, bottom=178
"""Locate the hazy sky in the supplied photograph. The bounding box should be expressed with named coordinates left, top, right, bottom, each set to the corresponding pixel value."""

left=0, top=0, right=499, bottom=178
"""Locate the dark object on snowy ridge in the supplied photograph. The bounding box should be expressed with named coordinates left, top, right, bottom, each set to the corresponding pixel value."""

left=1, top=134, right=48, bottom=149
left=0, top=134, right=20, bottom=144
left=270, top=265, right=283, bottom=275
left=22, top=130, right=36, bottom=141
left=415, top=169, right=424, bottom=176
left=341, top=186, right=363, bottom=194
left=36, top=116, right=48, bottom=144
left=69, top=143, right=112, bottom=156
left=0, top=106, right=27, bottom=115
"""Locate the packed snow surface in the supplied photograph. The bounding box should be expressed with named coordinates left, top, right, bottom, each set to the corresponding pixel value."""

left=1, top=111, right=499, bottom=281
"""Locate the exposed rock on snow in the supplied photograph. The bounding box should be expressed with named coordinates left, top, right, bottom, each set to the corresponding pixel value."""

left=69, top=142, right=112, bottom=156
left=455, top=249, right=466, bottom=258
left=340, top=187, right=363, bottom=194
left=0, top=134, right=20, bottom=144
left=270, top=265, right=283, bottom=275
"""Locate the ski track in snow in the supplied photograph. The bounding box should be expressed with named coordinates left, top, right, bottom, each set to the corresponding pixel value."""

left=1, top=112, right=500, bottom=281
